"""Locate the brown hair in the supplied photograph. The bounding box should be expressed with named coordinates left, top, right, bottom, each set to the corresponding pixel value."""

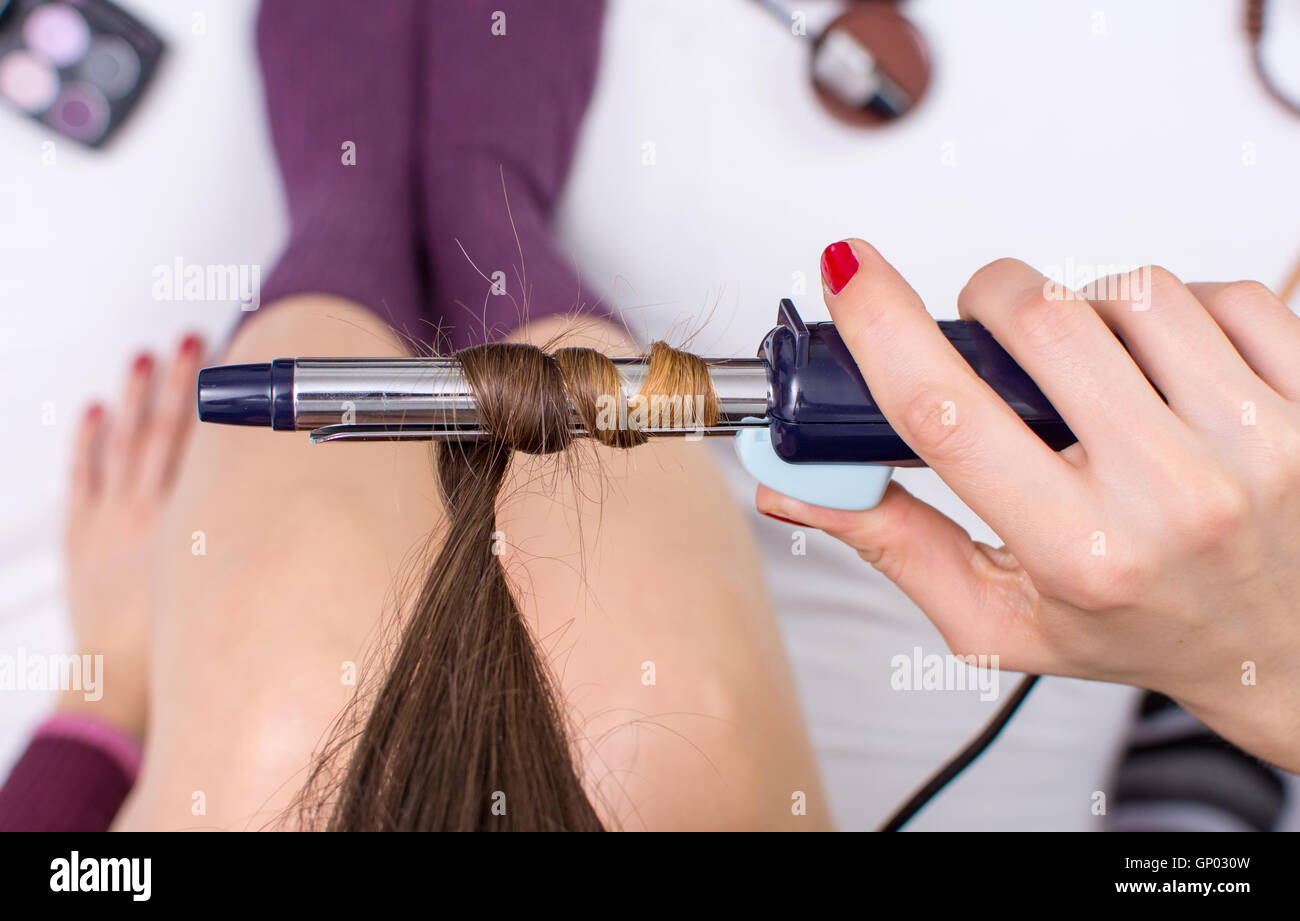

left=297, top=340, right=716, bottom=830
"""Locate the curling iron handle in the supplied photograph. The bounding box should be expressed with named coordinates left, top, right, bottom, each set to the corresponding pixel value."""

left=739, top=300, right=1079, bottom=511
left=760, top=299, right=1076, bottom=465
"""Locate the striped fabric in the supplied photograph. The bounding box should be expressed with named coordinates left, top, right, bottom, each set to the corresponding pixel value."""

left=1107, top=692, right=1286, bottom=832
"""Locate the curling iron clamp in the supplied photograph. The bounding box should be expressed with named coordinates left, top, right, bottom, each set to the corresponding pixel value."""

left=196, top=300, right=1076, bottom=510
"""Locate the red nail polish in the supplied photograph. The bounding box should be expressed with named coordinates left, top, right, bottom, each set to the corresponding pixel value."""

left=86, top=403, right=103, bottom=422
left=762, top=511, right=807, bottom=527
left=820, top=241, right=859, bottom=295
left=180, top=334, right=202, bottom=355
left=133, top=353, right=154, bottom=373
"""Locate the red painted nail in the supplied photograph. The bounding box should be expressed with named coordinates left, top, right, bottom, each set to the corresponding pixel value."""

left=762, top=511, right=807, bottom=527
left=180, top=334, right=202, bottom=355
left=820, top=241, right=859, bottom=295
left=132, top=353, right=154, bottom=373
left=85, top=403, right=103, bottom=422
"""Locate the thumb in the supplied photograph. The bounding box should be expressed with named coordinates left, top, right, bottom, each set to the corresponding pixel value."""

left=755, top=481, right=1050, bottom=670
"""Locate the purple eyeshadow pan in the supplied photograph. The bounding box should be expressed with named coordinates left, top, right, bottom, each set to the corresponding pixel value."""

left=49, top=80, right=108, bottom=141
left=22, top=2, right=91, bottom=67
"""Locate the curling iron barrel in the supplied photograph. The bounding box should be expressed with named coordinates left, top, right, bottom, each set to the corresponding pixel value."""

left=197, top=356, right=771, bottom=442
left=196, top=299, right=1078, bottom=464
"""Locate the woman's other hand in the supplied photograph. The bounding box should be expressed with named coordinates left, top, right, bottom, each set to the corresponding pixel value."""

left=59, top=335, right=204, bottom=740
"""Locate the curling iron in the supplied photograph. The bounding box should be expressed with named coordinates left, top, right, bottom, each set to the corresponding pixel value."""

left=196, top=299, right=1076, bottom=510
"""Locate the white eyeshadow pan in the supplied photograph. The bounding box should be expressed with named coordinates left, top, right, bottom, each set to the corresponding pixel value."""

left=0, top=47, right=60, bottom=113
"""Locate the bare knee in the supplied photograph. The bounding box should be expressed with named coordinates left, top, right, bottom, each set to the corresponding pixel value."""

left=224, top=295, right=412, bottom=363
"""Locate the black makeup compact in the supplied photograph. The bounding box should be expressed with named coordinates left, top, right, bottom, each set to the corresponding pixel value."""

left=0, top=0, right=163, bottom=147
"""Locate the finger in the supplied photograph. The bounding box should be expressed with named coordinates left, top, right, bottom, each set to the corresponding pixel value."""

left=1186, top=281, right=1300, bottom=402
left=138, top=335, right=204, bottom=493
left=70, top=403, right=105, bottom=504
left=104, top=353, right=155, bottom=493
left=1082, top=268, right=1270, bottom=430
left=957, top=258, right=1182, bottom=461
left=756, top=481, right=1053, bottom=670
left=820, top=239, right=1087, bottom=556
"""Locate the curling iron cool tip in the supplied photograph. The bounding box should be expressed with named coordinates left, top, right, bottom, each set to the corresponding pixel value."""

left=196, top=300, right=1077, bottom=511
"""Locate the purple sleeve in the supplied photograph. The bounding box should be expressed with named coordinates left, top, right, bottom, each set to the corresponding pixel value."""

left=0, top=714, right=142, bottom=832
left=255, top=0, right=609, bottom=351
left=255, top=0, right=427, bottom=336
left=422, top=0, right=610, bottom=349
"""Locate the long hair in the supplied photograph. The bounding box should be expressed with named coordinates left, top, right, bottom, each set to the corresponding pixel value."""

left=296, top=340, right=716, bottom=830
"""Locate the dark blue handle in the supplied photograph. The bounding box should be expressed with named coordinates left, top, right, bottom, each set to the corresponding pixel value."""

left=760, top=299, right=1077, bottom=464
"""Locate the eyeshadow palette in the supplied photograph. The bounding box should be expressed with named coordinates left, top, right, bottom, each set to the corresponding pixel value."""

left=0, top=0, right=163, bottom=147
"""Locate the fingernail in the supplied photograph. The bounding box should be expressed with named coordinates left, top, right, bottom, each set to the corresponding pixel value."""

left=85, top=403, right=103, bottom=422
left=761, top=511, right=807, bottom=527
left=180, top=334, right=202, bottom=355
left=132, top=353, right=154, bottom=374
left=820, top=241, right=859, bottom=295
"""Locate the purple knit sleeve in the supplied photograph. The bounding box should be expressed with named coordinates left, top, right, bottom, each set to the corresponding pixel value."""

left=422, top=0, right=610, bottom=349
left=255, top=0, right=427, bottom=336
left=0, top=714, right=141, bottom=832
left=254, top=0, right=609, bottom=351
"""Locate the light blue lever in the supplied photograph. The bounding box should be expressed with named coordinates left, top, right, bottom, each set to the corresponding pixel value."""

left=733, top=426, right=893, bottom=511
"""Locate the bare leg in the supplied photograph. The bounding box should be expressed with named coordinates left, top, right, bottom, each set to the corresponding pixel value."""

left=498, top=318, right=828, bottom=829
left=112, top=298, right=439, bottom=830
left=114, top=298, right=828, bottom=830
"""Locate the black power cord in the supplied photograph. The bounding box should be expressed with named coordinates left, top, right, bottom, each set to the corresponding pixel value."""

left=879, top=674, right=1040, bottom=831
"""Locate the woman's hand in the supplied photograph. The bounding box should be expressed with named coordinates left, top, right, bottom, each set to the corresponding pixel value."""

left=59, top=336, right=204, bottom=741
left=757, top=239, right=1300, bottom=771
